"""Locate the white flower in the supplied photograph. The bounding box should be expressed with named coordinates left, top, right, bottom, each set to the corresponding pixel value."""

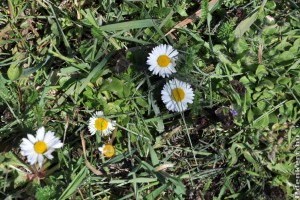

left=20, top=127, right=63, bottom=168
left=161, top=78, right=194, bottom=112
left=88, top=111, right=116, bottom=136
left=98, top=144, right=115, bottom=158
left=147, top=44, right=179, bottom=78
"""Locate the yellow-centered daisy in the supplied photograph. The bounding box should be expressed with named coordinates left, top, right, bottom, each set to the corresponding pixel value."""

left=20, top=127, right=63, bottom=168
left=98, top=144, right=115, bottom=158
left=88, top=111, right=116, bottom=136
left=147, top=44, right=179, bottom=78
left=161, top=78, right=194, bottom=112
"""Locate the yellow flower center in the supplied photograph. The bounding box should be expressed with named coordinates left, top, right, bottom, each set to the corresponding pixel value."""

left=102, top=144, right=115, bottom=158
left=171, top=88, right=185, bottom=102
left=95, top=118, right=109, bottom=131
left=34, top=141, right=47, bottom=154
left=157, top=55, right=171, bottom=67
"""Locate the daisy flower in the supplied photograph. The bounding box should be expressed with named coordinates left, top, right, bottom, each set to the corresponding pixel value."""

left=147, top=44, right=179, bottom=78
left=161, top=78, right=195, bottom=112
left=20, top=127, right=63, bottom=168
left=98, top=144, right=115, bottom=158
left=88, top=111, right=116, bottom=136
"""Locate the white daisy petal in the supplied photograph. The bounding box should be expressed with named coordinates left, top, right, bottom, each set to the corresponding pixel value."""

left=95, top=111, right=104, bottom=117
left=27, top=134, right=36, bottom=143
left=19, top=127, right=63, bottom=168
left=37, top=154, right=44, bottom=168
left=169, top=50, right=179, bottom=58
left=28, top=153, right=38, bottom=165
left=47, top=137, right=58, bottom=145
left=22, top=150, right=34, bottom=156
left=146, top=44, right=179, bottom=78
left=36, top=127, right=45, bottom=141
left=161, top=78, right=194, bottom=112
left=44, top=149, right=54, bottom=160
left=45, top=153, right=54, bottom=160
left=20, top=144, right=33, bottom=152
left=21, top=138, right=33, bottom=147
left=44, top=131, right=55, bottom=143
left=51, top=142, right=63, bottom=149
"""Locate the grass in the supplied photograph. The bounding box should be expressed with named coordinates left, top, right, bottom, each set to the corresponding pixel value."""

left=0, top=0, right=300, bottom=199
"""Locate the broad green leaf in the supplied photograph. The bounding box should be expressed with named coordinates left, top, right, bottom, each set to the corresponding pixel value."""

left=233, top=38, right=248, bottom=55
left=101, top=77, right=124, bottom=98
left=149, top=145, right=159, bottom=166
left=253, top=113, right=269, bottom=128
left=255, top=65, right=268, bottom=80
left=247, top=108, right=254, bottom=123
left=262, top=25, right=278, bottom=36
left=242, top=150, right=256, bottom=164
left=234, top=12, right=258, bottom=38
left=176, top=4, right=188, bottom=17
left=260, top=79, right=274, bottom=90
left=7, top=65, right=22, bottom=81
left=285, top=100, right=296, bottom=116
left=136, top=97, right=148, bottom=108
left=229, top=145, right=238, bottom=166
left=277, top=77, right=291, bottom=85
left=274, top=51, right=295, bottom=63
left=257, top=101, right=267, bottom=111
left=275, top=39, right=292, bottom=51
left=293, top=84, right=300, bottom=96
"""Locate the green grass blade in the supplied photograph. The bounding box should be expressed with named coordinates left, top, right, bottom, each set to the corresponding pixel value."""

left=100, top=19, right=157, bottom=32
left=58, top=167, right=88, bottom=200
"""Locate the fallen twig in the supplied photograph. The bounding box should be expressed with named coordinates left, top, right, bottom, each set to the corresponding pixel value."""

left=80, top=132, right=103, bottom=175
left=165, top=0, right=219, bottom=37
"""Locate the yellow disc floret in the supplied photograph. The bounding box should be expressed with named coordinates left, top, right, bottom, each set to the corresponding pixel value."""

left=95, top=118, right=109, bottom=131
left=157, top=55, right=171, bottom=67
left=102, top=144, right=115, bottom=158
left=34, top=141, right=48, bottom=154
left=171, top=88, right=185, bottom=102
